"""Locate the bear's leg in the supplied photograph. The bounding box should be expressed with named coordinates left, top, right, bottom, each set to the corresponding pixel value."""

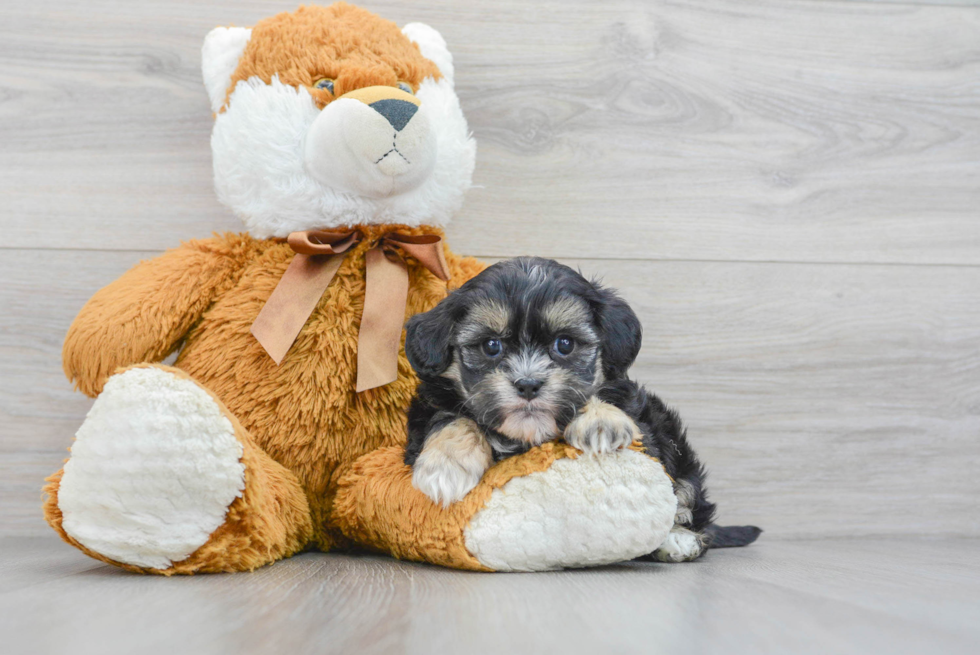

left=43, top=364, right=314, bottom=574
left=331, top=442, right=677, bottom=572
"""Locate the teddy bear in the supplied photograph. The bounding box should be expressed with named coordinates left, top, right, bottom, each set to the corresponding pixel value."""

left=42, top=2, right=678, bottom=574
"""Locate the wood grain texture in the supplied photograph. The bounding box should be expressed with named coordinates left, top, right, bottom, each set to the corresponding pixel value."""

left=1, top=535, right=978, bottom=655
left=2, top=251, right=978, bottom=538
left=1, top=0, right=978, bottom=263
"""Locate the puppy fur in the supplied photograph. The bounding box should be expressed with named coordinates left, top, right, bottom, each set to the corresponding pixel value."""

left=404, top=257, right=760, bottom=560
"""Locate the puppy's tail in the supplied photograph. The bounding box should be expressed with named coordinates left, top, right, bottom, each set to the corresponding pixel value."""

left=704, top=524, right=762, bottom=548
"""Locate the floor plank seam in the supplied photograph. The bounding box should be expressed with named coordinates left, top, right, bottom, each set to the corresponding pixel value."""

left=2, top=246, right=979, bottom=270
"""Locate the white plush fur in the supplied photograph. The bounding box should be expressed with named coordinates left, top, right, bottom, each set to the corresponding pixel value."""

left=402, top=23, right=454, bottom=85
left=201, top=27, right=252, bottom=113
left=58, top=367, right=245, bottom=570
left=464, top=451, right=677, bottom=572
left=205, top=22, right=476, bottom=237
left=303, top=95, right=437, bottom=198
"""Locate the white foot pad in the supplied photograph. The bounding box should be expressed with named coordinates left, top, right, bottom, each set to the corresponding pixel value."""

left=58, top=367, right=245, bottom=569
left=464, top=450, right=677, bottom=571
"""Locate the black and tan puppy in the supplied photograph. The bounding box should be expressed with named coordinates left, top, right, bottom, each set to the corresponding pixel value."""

left=404, top=257, right=760, bottom=561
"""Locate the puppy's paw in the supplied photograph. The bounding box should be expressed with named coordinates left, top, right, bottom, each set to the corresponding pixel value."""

left=413, top=456, right=484, bottom=508
left=412, top=418, right=493, bottom=507
left=563, top=397, right=640, bottom=456
left=653, top=527, right=706, bottom=563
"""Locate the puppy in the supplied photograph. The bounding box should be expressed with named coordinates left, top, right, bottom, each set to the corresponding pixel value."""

left=404, top=257, right=760, bottom=561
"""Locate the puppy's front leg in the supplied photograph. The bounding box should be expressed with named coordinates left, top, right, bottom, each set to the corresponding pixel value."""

left=412, top=418, right=494, bottom=507
left=563, top=397, right=641, bottom=455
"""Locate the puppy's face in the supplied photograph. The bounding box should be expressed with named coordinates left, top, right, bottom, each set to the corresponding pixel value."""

left=451, top=296, right=601, bottom=447
left=406, top=258, right=642, bottom=450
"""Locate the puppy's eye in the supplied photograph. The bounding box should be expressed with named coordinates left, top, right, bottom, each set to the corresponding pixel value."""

left=314, top=78, right=335, bottom=94
left=482, top=338, right=502, bottom=358
left=397, top=81, right=414, bottom=95
left=553, top=336, right=575, bottom=356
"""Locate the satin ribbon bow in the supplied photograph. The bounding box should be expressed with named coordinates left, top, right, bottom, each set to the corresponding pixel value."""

left=250, top=229, right=451, bottom=392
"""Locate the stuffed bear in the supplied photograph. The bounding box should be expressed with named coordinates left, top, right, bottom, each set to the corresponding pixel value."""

left=42, top=3, right=678, bottom=573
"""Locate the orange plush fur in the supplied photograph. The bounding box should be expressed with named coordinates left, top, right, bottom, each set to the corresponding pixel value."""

left=225, top=4, right=441, bottom=110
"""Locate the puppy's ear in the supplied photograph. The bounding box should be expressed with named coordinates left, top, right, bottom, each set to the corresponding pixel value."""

left=595, top=286, right=642, bottom=379
left=405, top=293, right=462, bottom=378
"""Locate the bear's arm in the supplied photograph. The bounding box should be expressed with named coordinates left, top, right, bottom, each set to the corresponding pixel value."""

left=63, top=235, right=248, bottom=397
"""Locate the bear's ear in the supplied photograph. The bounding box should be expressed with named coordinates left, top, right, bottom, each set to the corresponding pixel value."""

left=201, top=26, right=252, bottom=112
left=402, top=23, right=454, bottom=86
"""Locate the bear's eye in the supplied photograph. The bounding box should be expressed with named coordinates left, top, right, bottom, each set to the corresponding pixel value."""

left=314, top=78, right=335, bottom=94
left=553, top=336, right=575, bottom=356
left=397, top=82, right=414, bottom=95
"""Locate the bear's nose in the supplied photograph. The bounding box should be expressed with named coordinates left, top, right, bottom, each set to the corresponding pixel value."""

left=369, top=99, right=418, bottom=132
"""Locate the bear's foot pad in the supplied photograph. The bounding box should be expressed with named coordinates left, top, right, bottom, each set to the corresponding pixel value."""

left=464, top=450, right=677, bottom=571
left=58, top=366, right=245, bottom=569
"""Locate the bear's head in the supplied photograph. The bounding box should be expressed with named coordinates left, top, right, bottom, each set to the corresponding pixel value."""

left=201, top=3, right=476, bottom=238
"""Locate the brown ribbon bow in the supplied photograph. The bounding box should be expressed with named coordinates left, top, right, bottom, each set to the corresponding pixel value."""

left=250, top=229, right=451, bottom=392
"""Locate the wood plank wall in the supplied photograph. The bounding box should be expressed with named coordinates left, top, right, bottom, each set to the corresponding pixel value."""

left=1, top=0, right=978, bottom=538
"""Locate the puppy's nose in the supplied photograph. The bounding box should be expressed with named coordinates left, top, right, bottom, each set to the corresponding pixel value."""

left=514, top=378, right=543, bottom=400
left=369, top=99, right=418, bottom=132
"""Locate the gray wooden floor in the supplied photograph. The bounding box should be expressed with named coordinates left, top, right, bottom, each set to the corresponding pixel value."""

left=2, top=0, right=979, bottom=652
left=1, top=535, right=978, bottom=655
